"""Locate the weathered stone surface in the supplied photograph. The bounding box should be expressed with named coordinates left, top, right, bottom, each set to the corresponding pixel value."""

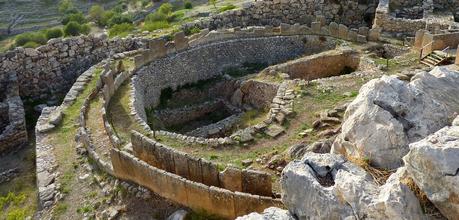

left=235, top=207, right=294, bottom=220
left=333, top=66, right=459, bottom=169
left=403, top=116, right=459, bottom=219
left=264, top=124, right=285, bottom=138
left=281, top=153, right=426, bottom=219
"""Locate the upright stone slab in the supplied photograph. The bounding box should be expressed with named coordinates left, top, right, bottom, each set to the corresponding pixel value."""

left=280, top=23, right=291, bottom=35
left=329, top=22, right=339, bottom=37
left=368, top=28, right=381, bottom=42
left=187, top=157, right=203, bottom=183
left=200, top=159, right=220, bottom=187
left=174, top=151, right=190, bottom=179
left=358, top=27, right=369, bottom=36
left=148, top=39, right=167, bottom=58
left=315, top=15, right=326, bottom=26
left=185, top=180, right=213, bottom=212
left=348, top=30, right=358, bottom=42
left=311, top=22, right=321, bottom=34
left=338, top=24, right=349, bottom=40
left=456, top=45, right=459, bottom=65
left=242, top=169, right=272, bottom=196
left=414, top=30, right=426, bottom=49
left=174, top=32, right=189, bottom=52
left=219, top=166, right=242, bottom=192
left=209, top=186, right=236, bottom=219
left=356, top=34, right=367, bottom=43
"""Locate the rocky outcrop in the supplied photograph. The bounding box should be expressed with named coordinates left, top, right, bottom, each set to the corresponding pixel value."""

left=333, top=66, right=459, bottom=169
left=403, top=116, right=459, bottom=219
left=235, top=207, right=294, bottom=220
left=280, top=152, right=426, bottom=220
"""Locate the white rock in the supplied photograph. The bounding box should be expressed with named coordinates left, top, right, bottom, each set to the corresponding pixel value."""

left=403, top=116, right=459, bottom=219
left=333, top=66, right=459, bottom=169
left=235, top=207, right=294, bottom=220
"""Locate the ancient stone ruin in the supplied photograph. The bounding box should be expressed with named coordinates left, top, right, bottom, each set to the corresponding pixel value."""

left=1, top=0, right=459, bottom=219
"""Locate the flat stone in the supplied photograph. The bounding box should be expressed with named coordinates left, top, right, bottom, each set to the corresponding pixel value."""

left=265, top=124, right=285, bottom=138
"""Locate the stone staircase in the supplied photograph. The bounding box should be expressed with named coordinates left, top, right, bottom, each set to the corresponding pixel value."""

left=420, top=50, right=449, bottom=67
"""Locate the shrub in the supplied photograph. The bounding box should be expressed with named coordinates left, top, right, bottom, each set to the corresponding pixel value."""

left=100, top=10, right=116, bottom=27
left=184, top=26, right=200, bottom=35
left=62, top=12, right=87, bottom=25
left=219, top=4, right=236, bottom=13
left=158, top=3, right=173, bottom=15
left=15, top=32, right=47, bottom=46
left=58, top=0, right=74, bottom=14
left=184, top=0, right=192, bottom=9
left=45, top=28, right=63, bottom=39
left=168, top=11, right=184, bottom=22
left=142, top=21, right=170, bottom=32
left=108, top=14, right=132, bottom=27
left=63, top=21, right=89, bottom=36
left=145, top=11, right=168, bottom=22
left=88, top=5, right=104, bottom=24
left=109, top=22, right=134, bottom=37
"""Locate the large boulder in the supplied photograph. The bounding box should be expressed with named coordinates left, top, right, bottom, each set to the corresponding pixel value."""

left=403, top=116, right=459, bottom=219
left=235, top=207, right=295, bottom=220
left=333, top=66, right=459, bottom=169
left=281, top=152, right=426, bottom=220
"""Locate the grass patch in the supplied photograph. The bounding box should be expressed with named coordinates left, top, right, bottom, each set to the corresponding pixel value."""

left=48, top=67, right=103, bottom=218
left=218, top=4, right=236, bottom=13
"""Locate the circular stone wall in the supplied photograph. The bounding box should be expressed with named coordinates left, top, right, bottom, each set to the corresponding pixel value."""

left=133, top=35, right=336, bottom=124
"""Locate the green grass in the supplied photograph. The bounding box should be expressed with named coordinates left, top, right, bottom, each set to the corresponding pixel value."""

left=218, top=4, right=236, bottom=13
left=48, top=67, right=103, bottom=218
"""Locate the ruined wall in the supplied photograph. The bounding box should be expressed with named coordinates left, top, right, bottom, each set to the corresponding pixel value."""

left=264, top=49, right=361, bottom=80
left=0, top=35, right=139, bottom=101
left=110, top=148, right=283, bottom=219
left=130, top=131, right=273, bottom=196
left=183, top=0, right=379, bottom=30
left=236, top=80, right=279, bottom=109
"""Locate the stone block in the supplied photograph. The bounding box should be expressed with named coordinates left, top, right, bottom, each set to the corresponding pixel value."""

left=368, top=28, right=381, bottom=42
left=201, top=159, right=220, bottom=187
left=233, top=192, right=263, bottom=217
left=338, top=24, right=349, bottom=40
left=134, top=54, right=144, bottom=68
left=329, top=22, right=339, bottom=37
left=356, top=34, right=367, bottom=43
left=174, top=151, right=190, bottom=179
left=209, top=186, right=236, bottom=219
left=242, top=169, right=272, bottom=196
left=358, top=26, right=369, bottom=36
left=162, top=172, right=188, bottom=204
left=187, top=157, right=203, bottom=183
left=311, top=22, right=321, bottom=34
left=414, top=29, right=426, bottom=49
left=315, top=15, right=326, bottom=26
left=148, top=38, right=167, bottom=58
left=157, top=145, right=175, bottom=173
left=280, top=23, right=291, bottom=35
left=185, top=180, right=212, bottom=212
left=321, top=27, right=330, bottom=36
left=456, top=45, right=459, bottom=65
left=348, top=30, right=358, bottom=42
left=174, top=32, right=189, bottom=51
left=219, top=166, right=242, bottom=192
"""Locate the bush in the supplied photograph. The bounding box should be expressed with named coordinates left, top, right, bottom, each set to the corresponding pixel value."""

left=45, top=28, right=63, bottom=39
left=185, top=26, right=201, bottom=35
left=142, top=21, right=170, bottom=32
left=63, top=21, right=90, bottom=36
left=158, top=3, right=173, bottom=15
left=168, top=11, right=184, bottom=22
left=184, top=0, right=192, bottom=9
left=108, top=22, right=134, bottom=37
left=108, top=14, right=132, bottom=27
left=58, top=0, right=74, bottom=13
left=15, top=32, right=47, bottom=46
left=219, top=4, right=236, bottom=13
left=100, top=10, right=116, bottom=27
left=89, top=5, right=104, bottom=24
left=145, top=11, right=168, bottom=22
left=62, top=12, right=87, bottom=25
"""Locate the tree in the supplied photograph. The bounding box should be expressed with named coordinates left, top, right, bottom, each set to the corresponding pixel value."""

left=208, top=0, right=217, bottom=10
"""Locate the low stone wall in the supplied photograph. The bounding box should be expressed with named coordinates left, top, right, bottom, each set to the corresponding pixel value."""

left=0, top=34, right=140, bottom=101
left=182, top=0, right=378, bottom=31
left=131, top=131, right=272, bottom=196
left=233, top=80, right=279, bottom=110
left=373, top=0, right=457, bottom=34
left=0, top=72, right=27, bottom=154
left=263, top=49, right=361, bottom=80
left=110, top=148, right=283, bottom=219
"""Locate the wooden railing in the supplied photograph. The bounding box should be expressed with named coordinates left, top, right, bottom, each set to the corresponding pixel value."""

left=420, top=41, right=433, bottom=59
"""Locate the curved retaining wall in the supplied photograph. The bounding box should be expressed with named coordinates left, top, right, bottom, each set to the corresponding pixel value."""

left=110, top=148, right=283, bottom=219
left=133, top=35, right=336, bottom=122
